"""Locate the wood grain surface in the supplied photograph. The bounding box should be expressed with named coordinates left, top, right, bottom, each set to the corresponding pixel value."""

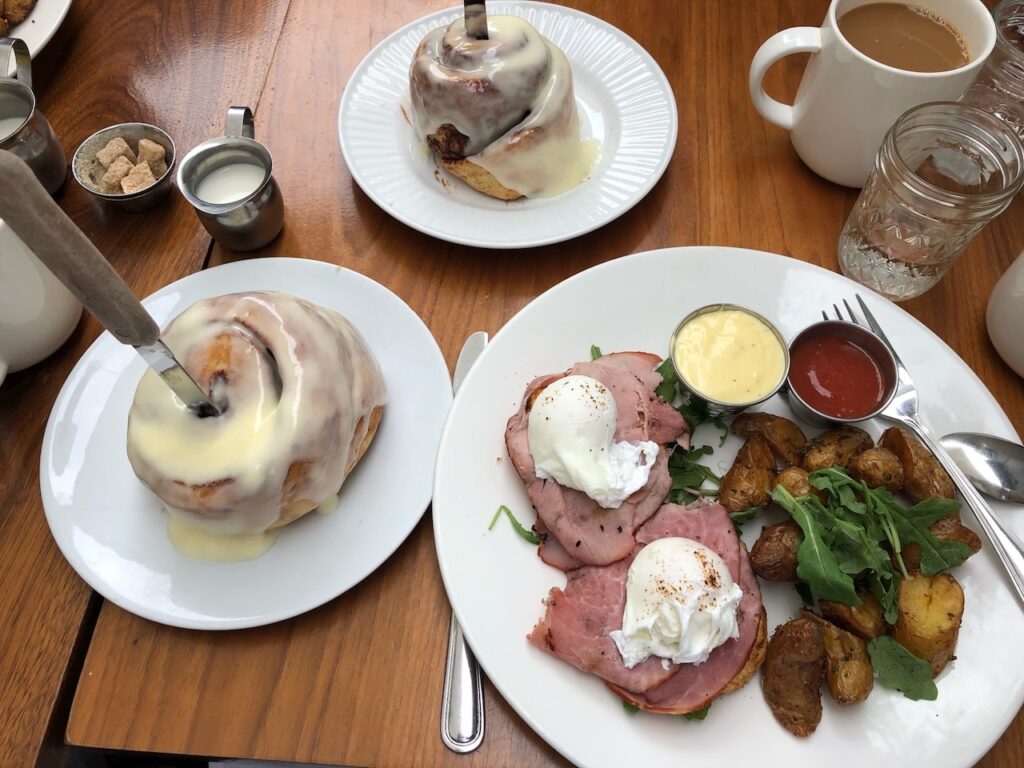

left=0, top=1, right=291, bottom=766
left=1, top=0, right=1019, bottom=767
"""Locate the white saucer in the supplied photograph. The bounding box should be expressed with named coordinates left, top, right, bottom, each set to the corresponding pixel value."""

left=338, top=1, right=677, bottom=248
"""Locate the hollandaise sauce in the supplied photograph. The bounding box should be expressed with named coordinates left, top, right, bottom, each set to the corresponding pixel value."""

left=672, top=307, right=787, bottom=405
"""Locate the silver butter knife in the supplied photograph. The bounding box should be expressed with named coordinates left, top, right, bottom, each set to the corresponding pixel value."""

left=0, top=150, right=220, bottom=417
left=441, top=330, right=487, bottom=753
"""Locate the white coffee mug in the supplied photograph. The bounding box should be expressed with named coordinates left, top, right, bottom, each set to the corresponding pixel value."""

left=987, top=251, right=1024, bottom=379
left=749, top=0, right=996, bottom=188
left=0, top=218, right=82, bottom=385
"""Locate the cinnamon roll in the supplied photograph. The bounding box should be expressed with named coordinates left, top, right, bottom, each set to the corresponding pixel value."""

left=126, top=292, right=387, bottom=552
left=409, top=15, right=595, bottom=199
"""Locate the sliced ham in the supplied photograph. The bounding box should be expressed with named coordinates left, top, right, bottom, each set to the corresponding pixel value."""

left=505, top=353, right=688, bottom=567
left=529, top=501, right=764, bottom=712
left=527, top=553, right=679, bottom=693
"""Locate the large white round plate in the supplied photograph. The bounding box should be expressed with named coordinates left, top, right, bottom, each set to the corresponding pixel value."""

left=338, top=1, right=677, bottom=249
left=433, top=247, right=1024, bottom=768
left=4, top=0, right=72, bottom=75
left=42, top=258, right=452, bottom=630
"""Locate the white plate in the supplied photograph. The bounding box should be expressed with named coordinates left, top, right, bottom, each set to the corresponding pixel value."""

left=337, top=1, right=677, bottom=249
left=41, top=258, right=452, bottom=630
left=5, top=0, right=72, bottom=74
left=433, top=247, right=1024, bottom=768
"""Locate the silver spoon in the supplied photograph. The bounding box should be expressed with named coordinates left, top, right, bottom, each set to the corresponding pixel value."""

left=0, top=150, right=220, bottom=417
left=941, top=432, right=1024, bottom=505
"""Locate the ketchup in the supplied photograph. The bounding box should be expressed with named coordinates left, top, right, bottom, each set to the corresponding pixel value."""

left=788, top=333, right=886, bottom=418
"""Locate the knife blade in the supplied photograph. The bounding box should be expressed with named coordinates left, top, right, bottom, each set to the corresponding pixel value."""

left=441, top=330, right=487, bottom=753
left=463, top=0, right=489, bottom=40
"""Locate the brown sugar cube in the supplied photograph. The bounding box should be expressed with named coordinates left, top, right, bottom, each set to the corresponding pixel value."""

left=95, top=137, right=137, bottom=169
left=120, top=161, right=157, bottom=194
left=137, top=138, right=167, bottom=174
left=99, top=155, right=134, bottom=194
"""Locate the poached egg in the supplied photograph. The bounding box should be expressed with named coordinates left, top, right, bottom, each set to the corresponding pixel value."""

left=610, top=537, right=743, bottom=668
left=527, top=375, right=659, bottom=509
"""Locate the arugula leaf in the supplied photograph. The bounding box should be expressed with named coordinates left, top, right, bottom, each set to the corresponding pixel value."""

left=794, top=581, right=815, bottom=608
left=654, top=358, right=678, bottom=403
left=680, top=703, right=711, bottom=721
left=622, top=700, right=640, bottom=715
left=488, top=505, right=543, bottom=545
left=665, top=444, right=720, bottom=506
left=590, top=344, right=603, bottom=360
left=867, top=636, right=938, bottom=701
left=728, top=506, right=762, bottom=533
left=771, top=485, right=860, bottom=606
left=890, top=499, right=971, bottom=576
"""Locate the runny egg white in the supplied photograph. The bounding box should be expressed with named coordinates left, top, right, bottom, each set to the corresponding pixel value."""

left=610, top=537, right=743, bottom=668
left=527, top=375, right=659, bottom=509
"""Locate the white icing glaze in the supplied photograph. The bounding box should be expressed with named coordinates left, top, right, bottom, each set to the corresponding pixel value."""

left=127, top=292, right=387, bottom=541
left=409, top=15, right=595, bottom=197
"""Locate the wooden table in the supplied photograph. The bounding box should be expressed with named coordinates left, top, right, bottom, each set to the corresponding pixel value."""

left=1, top=0, right=1021, bottom=766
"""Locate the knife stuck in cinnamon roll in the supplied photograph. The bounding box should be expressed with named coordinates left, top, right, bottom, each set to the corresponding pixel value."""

left=126, top=291, right=387, bottom=560
left=409, top=15, right=598, bottom=200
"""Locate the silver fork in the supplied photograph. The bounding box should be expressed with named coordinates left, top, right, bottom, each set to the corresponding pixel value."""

left=825, top=295, right=1024, bottom=609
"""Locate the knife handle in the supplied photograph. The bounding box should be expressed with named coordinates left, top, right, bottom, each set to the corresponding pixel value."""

left=0, top=150, right=160, bottom=347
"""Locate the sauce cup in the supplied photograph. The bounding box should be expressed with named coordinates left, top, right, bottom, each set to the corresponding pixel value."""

left=784, top=320, right=898, bottom=426
left=669, top=303, right=790, bottom=418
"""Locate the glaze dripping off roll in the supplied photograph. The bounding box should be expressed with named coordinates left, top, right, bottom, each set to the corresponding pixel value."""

left=127, top=291, right=387, bottom=537
left=409, top=15, right=596, bottom=199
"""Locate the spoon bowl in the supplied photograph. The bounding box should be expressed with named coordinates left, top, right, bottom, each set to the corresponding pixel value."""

left=940, top=432, right=1024, bottom=505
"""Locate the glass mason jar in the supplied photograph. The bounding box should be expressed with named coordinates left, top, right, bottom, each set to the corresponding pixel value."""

left=960, top=0, right=1024, bottom=140
left=838, top=102, right=1024, bottom=301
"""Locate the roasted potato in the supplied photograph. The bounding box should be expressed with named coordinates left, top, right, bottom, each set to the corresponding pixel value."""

left=761, top=617, right=825, bottom=737
left=901, top=517, right=982, bottom=575
left=821, top=620, right=873, bottom=706
left=732, top=412, right=807, bottom=466
left=774, top=466, right=826, bottom=502
left=849, top=447, right=904, bottom=493
left=802, top=426, right=874, bottom=472
left=719, top=434, right=775, bottom=513
left=893, top=573, right=964, bottom=677
left=819, top=591, right=886, bottom=640
left=750, top=519, right=802, bottom=581
left=880, top=427, right=955, bottom=502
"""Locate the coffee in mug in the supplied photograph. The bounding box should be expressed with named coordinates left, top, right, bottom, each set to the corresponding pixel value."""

left=837, top=3, right=968, bottom=73
left=749, top=0, right=996, bottom=188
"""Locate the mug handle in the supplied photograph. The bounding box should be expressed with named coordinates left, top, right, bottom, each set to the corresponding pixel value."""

left=749, top=27, right=822, bottom=131
left=0, top=37, right=32, bottom=88
left=225, top=106, right=255, bottom=139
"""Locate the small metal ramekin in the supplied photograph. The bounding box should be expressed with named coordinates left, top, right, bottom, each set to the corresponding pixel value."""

left=783, top=320, right=898, bottom=427
left=72, top=123, right=176, bottom=212
left=669, top=303, right=790, bottom=418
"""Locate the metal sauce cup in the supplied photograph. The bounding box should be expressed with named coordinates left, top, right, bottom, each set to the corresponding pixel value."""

left=669, top=303, right=790, bottom=418
left=783, top=320, right=898, bottom=427
left=0, top=37, right=66, bottom=195
left=177, top=106, right=284, bottom=252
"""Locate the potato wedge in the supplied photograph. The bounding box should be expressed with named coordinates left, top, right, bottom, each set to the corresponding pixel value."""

left=821, top=621, right=873, bottom=705
left=750, top=519, right=802, bottom=581
left=879, top=427, right=955, bottom=502
left=761, top=617, right=825, bottom=737
left=720, top=435, right=775, bottom=513
left=803, top=426, right=873, bottom=472
left=901, top=517, right=982, bottom=576
left=819, top=591, right=886, bottom=640
left=732, top=412, right=807, bottom=466
left=849, top=447, right=904, bottom=493
left=892, top=573, right=964, bottom=677
left=774, top=466, right=826, bottom=502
